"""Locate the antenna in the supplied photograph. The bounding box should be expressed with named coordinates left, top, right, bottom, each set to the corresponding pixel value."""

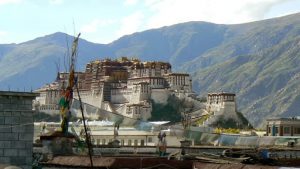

left=65, top=37, right=70, bottom=72
left=72, top=19, right=76, bottom=39
left=72, top=20, right=78, bottom=71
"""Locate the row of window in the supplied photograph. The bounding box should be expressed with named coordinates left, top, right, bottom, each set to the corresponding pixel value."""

left=127, top=106, right=149, bottom=112
left=169, top=76, right=188, bottom=86
left=94, top=137, right=153, bottom=146
left=208, top=95, right=235, bottom=101
left=39, top=105, right=58, bottom=110
left=127, top=78, right=165, bottom=87
left=268, top=126, right=300, bottom=134
left=140, top=85, right=149, bottom=93
left=111, top=89, right=132, bottom=95
left=47, top=91, right=60, bottom=98
left=132, top=68, right=169, bottom=74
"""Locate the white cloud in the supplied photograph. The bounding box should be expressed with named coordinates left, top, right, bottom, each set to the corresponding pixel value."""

left=144, top=0, right=161, bottom=7
left=49, top=0, right=63, bottom=5
left=0, top=0, right=21, bottom=5
left=80, top=19, right=116, bottom=33
left=116, top=11, right=144, bottom=37
left=0, top=31, right=7, bottom=36
left=124, top=0, right=138, bottom=6
left=0, top=31, right=9, bottom=43
left=143, top=0, right=293, bottom=29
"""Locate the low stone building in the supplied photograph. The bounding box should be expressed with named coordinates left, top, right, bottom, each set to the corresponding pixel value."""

left=266, top=117, right=300, bottom=136
left=0, top=91, right=38, bottom=169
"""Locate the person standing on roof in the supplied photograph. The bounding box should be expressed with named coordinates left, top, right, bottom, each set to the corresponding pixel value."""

left=157, top=131, right=167, bottom=157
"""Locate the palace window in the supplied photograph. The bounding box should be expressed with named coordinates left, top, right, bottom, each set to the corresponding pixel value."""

left=148, top=137, right=152, bottom=143
left=134, top=140, right=138, bottom=146
left=295, top=128, right=300, bottom=134
left=141, top=140, right=145, bottom=146
left=275, top=127, right=279, bottom=134
left=284, top=127, right=290, bottom=134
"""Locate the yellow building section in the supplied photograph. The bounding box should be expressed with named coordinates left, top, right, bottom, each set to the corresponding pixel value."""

left=118, top=57, right=130, bottom=62
left=90, top=60, right=101, bottom=64
left=86, top=57, right=171, bottom=70
left=109, top=71, right=129, bottom=81
left=143, top=61, right=171, bottom=69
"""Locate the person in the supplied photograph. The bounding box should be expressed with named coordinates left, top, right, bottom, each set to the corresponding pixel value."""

left=158, top=131, right=165, bottom=141
left=157, top=131, right=167, bottom=156
left=113, top=123, right=119, bottom=140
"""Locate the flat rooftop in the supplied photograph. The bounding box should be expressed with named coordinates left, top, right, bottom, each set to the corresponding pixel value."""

left=266, top=117, right=300, bottom=121
left=0, top=90, right=39, bottom=97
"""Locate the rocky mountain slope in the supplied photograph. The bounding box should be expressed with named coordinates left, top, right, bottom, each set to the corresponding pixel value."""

left=1, top=13, right=300, bottom=127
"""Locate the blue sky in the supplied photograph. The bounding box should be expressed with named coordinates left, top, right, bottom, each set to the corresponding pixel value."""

left=0, top=0, right=300, bottom=44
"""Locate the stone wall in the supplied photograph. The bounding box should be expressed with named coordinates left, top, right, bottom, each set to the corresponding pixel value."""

left=151, top=89, right=170, bottom=104
left=0, top=91, right=38, bottom=169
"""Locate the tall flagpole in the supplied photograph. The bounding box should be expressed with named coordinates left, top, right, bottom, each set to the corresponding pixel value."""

left=59, top=33, right=93, bottom=167
left=76, top=82, right=94, bottom=168
left=59, top=33, right=80, bottom=134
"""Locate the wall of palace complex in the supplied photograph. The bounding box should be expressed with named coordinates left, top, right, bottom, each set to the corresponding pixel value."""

left=34, top=57, right=238, bottom=125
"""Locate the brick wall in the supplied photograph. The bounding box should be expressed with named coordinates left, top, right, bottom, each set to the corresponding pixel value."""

left=0, top=91, right=38, bottom=169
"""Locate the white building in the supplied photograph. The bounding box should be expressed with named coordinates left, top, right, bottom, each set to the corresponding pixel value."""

left=35, top=57, right=194, bottom=121
left=206, top=92, right=236, bottom=116
left=266, top=117, right=300, bottom=136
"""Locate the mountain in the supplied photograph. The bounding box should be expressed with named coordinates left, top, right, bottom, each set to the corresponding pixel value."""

left=1, top=13, right=300, bottom=127
left=0, top=32, right=108, bottom=90
left=193, top=38, right=300, bottom=127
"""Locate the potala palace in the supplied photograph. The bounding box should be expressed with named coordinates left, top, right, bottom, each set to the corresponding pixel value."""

left=34, top=57, right=241, bottom=127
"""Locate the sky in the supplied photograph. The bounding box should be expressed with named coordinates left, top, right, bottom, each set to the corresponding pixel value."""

left=0, top=0, right=300, bottom=44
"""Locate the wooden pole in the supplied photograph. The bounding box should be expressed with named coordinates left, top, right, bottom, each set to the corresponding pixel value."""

left=75, top=75, right=94, bottom=168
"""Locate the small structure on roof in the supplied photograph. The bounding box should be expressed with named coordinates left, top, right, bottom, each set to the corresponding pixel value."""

left=40, top=131, right=79, bottom=158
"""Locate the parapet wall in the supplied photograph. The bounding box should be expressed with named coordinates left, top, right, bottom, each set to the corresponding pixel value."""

left=0, top=91, right=38, bottom=169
